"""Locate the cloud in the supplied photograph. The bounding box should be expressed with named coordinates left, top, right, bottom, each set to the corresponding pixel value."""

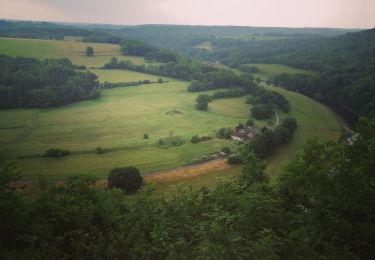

left=0, top=0, right=374, bottom=28
left=32, top=0, right=177, bottom=24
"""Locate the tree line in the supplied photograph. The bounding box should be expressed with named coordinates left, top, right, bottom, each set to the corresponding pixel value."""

left=0, top=55, right=100, bottom=108
left=248, top=117, right=297, bottom=158
left=1, top=118, right=374, bottom=259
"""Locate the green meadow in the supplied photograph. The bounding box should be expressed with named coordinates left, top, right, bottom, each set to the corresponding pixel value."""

left=0, top=37, right=342, bottom=186
left=250, top=63, right=317, bottom=80
left=0, top=37, right=146, bottom=68
left=89, top=69, right=174, bottom=83
left=0, top=81, right=254, bottom=178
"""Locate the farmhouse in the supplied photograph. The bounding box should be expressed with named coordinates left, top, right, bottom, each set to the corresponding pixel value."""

left=231, top=127, right=256, bottom=142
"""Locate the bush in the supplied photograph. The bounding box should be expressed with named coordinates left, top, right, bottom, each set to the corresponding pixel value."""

left=191, top=135, right=200, bottom=143
left=195, top=94, right=213, bottom=111
left=251, top=104, right=273, bottom=120
left=86, top=46, right=94, bottom=57
left=227, top=154, right=243, bottom=164
left=96, top=147, right=104, bottom=154
left=107, top=166, right=143, bottom=193
left=191, top=135, right=212, bottom=143
left=43, top=148, right=70, bottom=158
left=221, top=146, right=232, bottom=155
left=217, top=127, right=233, bottom=139
left=158, top=136, right=184, bottom=147
left=246, top=119, right=255, bottom=126
left=143, top=134, right=149, bottom=139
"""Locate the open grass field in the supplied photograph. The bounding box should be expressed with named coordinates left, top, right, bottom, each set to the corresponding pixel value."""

left=0, top=81, right=253, bottom=179
left=264, top=83, right=342, bottom=178
left=250, top=63, right=317, bottom=80
left=89, top=69, right=174, bottom=83
left=151, top=165, right=243, bottom=195
left=0, top=37, right=146, bottom=68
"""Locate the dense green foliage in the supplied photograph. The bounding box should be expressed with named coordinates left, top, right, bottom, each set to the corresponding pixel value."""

left=249, top=117, right=297, bottom=158
left=190, top=135, right=212, bottom=143
left=0, top=20, right=94, bottom=40
left=85, top=46, right=94, bottom=57
left=250, top=104, right=273, bottom=119
left=120, top=39, right=156, bottom=56
left=1, top=118, right=374, bottom=259
left=201, top=28, right=375, bottom=120
left=108, top=166, right=143, bottom=193
left=0, top=55, right=100, bottom=108
left=43, top=148, right=70, bottom=158
left=247, top=90, right=290, bottom=112
left=195, top=94, right=213, bottom=111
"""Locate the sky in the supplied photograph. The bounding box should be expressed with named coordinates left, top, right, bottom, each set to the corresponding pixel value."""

left=0, top=0, right=374, bottom=28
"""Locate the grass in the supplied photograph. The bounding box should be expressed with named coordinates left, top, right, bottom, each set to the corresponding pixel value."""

left=263, top=83, right=342, bottom=178
left=89, top=69, right=173, bottom=83
left=152, top=165, right=242, bottom=195
left=0, top=37, right=342, bottom=190
left=0, top=37, right=146, bottom=68
left=249, top=63, right=317, bottom=80
left=0, top=82, right=250, bottom=179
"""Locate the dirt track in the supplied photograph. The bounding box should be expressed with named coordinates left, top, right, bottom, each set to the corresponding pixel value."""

left=95, top=158, right=230, bottom=188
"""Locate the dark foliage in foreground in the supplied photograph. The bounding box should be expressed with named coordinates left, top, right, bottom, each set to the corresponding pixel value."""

left=1, top=118, right=374, bottom=259
left=108, top=167, right=143, bottom=193
left=0, top=55, right=100, bottom=108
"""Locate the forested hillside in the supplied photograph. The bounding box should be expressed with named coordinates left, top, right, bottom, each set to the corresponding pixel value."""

left=0, top=55, right=100, bottom=108
left=270, top=29, right=375, bottom=120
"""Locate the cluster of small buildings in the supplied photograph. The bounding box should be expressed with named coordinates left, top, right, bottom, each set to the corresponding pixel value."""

left=230, top=126, right=256, bottom=142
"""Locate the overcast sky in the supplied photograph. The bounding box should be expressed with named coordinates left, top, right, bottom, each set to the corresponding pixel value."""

left=1, top=0, right=374, bottom=28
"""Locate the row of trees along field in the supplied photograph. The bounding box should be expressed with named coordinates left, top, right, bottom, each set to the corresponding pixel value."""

left=104, top=56, right=259, bottom=92
left=0, top=55, right=100, bottom=108
left=1, top=117, right=374, bottom=259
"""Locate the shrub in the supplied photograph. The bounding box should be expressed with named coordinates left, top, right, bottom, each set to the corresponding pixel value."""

left=143, top=134, right=149, bottom=139
left=191, top=135, right=213, bottom=144
left=217, top=127, right=233, bottom=139
left=86, top=46, right=94, bottom=57
left=158, top=136, right=184, bottom=147
left=221, top=146, right=232, bottom=155
left=227, top=154, right=243, bottom=164
left=96, top=147, right=104, bottom=154
left=191, top=135, right=200, bottom=143
left=107, top=166, right=143, bottom=193
left=43, top=148, right=70, bottom=158
left=246, top=119, right=255, bottom=126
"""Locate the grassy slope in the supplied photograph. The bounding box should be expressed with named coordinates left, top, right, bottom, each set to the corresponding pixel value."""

left=89, top=69, right=174, bottom=83
left=264, top=84, right=342, bottom=178
left=0, top=82, right=252, bottom=178
left=0, top=37, right=342, bottom=191
left=0, top=37, right=145, bottom=67
left=152, top=64, right=341, bottom=193
left=250, top=63, right=317, bottom=80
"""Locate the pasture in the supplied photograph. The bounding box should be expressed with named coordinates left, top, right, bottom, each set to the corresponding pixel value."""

left=0, top=81, right=254, bottom=179
left=250, top=63, right=317, bottom=80
left=89, top=69, right=173, bottom=83
left=0, top=37, right=146, bottom=68
left=264, top=83, right=342, bottom=177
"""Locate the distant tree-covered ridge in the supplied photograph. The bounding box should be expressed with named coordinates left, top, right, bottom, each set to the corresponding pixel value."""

left=197, top=28, right=375, bottom=120
left=0, top=55, right=100, bottom=108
